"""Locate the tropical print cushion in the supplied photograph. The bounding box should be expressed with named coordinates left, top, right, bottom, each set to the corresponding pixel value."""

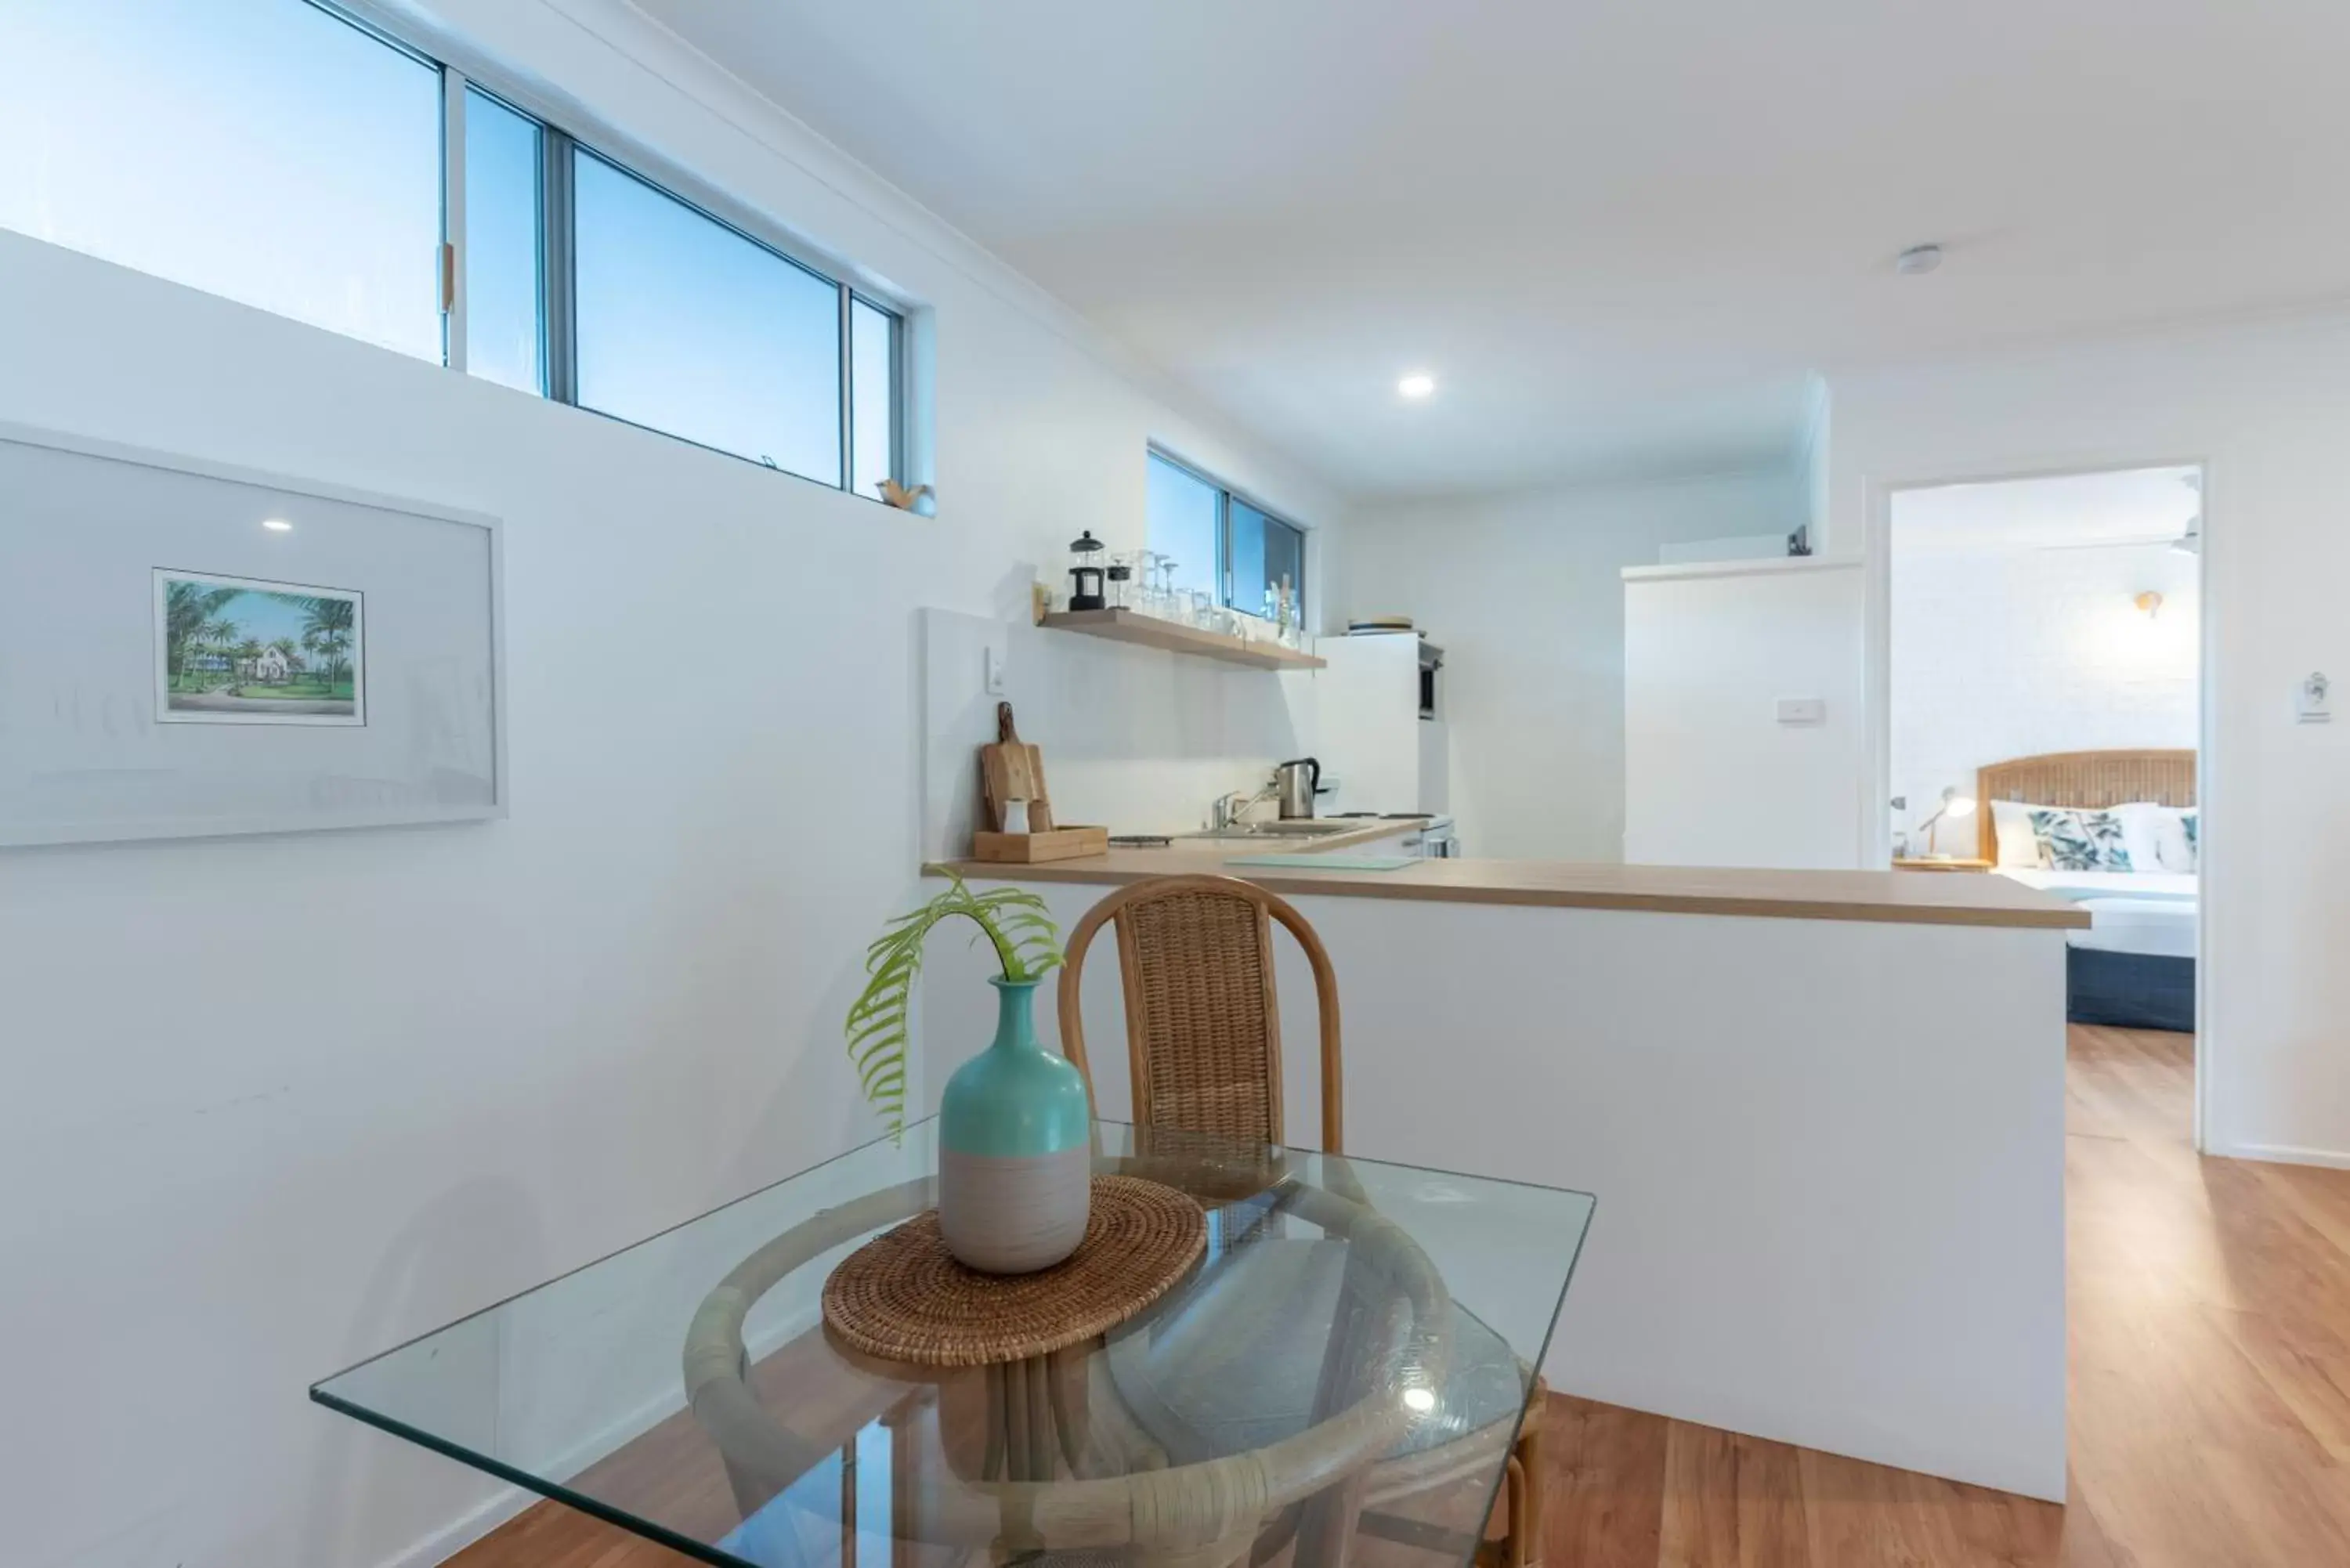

left=2178, top=809, right=2199, bottom=869
left=2029, top=807, right=2135, bottom=872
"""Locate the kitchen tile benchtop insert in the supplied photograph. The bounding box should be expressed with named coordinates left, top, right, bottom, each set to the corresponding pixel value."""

left=927, top=848, right=2090, bottom=930
left=1177, top=815, right=1434, bottom=851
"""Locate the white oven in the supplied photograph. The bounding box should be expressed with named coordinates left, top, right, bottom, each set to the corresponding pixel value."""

left=1407, top=815, right=1458, bottom=858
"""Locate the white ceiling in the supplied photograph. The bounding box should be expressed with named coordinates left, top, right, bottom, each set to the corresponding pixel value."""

left=635, top=0, right=2350, bottom=500
left=1893, top=467, right=2201, bottom=553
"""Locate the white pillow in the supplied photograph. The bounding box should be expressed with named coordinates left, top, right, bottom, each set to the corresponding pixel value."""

left=2110, top=803, right=2170, bottom=874
left=2167, top=808, right=2199, bottom=873
left=2111, top=801, right=2196, bottom=873
left=1989, top=800, right=2042, bottom=868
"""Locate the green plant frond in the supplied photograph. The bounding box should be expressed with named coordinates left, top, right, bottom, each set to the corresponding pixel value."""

left=1001, top=930, right=1065, bottom=982
left=846, top=1014, right=903, bottom=1059
left=842, top=877, right=1068, bottom=1135
left=846, top=978, right=913, bottom=1031
left=856, top=1052, right=905, bottom=1095
left=1003, top=931, right=1065, bottom=962
left=858, top=949, right=922, bottom=995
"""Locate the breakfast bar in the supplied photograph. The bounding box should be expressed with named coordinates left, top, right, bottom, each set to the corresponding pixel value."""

left=918, top=850, right=2086, bottom=1501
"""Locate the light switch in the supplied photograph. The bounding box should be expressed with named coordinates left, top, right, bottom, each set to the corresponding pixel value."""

left=984, top=644, right=1007, bottom=696
left=1777, top=697, right=1827, bottom=726
left=2298, top=671, right=2331, bottom=724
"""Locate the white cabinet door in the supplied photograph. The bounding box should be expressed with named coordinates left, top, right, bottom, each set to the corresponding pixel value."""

left=1314, top=634, right=1422, bottom=814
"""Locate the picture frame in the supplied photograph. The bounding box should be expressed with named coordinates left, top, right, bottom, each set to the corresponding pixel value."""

left=152, top=569, right=368, bottom=728
left=0, top=421, right=506, bottom=847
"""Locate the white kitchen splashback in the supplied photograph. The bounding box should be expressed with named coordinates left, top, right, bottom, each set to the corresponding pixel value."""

left=920, top=606, right=1316, bottom=855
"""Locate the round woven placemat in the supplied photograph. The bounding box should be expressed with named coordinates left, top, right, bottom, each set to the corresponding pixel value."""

left=822, top=1175, right=1206, bottom=1367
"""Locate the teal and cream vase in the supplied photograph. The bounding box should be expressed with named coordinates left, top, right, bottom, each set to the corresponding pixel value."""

left=938, top=977, right=1093, bottom=1274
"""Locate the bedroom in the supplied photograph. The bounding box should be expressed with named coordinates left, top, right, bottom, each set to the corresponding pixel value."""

left=1890, top=466, right=2204, bottom=1065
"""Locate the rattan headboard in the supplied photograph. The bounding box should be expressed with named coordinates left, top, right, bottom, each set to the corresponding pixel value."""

left=1975, top=750, right=2197, bottom=862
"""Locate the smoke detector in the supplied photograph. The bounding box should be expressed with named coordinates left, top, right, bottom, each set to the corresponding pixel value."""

left=1895, top=244, right=1945, bottom=276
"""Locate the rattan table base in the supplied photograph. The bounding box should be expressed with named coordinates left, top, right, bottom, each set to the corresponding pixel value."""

left=822, top=1174, right=1207, bottom=1367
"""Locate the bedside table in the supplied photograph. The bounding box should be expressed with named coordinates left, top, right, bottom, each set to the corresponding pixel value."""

left=1893, top=857, right=1994, bottom=873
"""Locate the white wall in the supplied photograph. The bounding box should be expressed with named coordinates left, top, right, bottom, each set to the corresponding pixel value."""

left=1892, top=535, right=2200, bottom=856
left=0, top=4, right=1343, bottom=1563
left=1337, top=470, right=1804, bottom=860
left=1828, top=310, right=2350, bottom=1167
left=1623, top=560, right=1868, bottom=869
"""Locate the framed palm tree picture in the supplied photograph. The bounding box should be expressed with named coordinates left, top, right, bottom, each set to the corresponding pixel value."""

left=0, top=421, right=504, bottom=846
left=154, top=571, right=365, bottom=726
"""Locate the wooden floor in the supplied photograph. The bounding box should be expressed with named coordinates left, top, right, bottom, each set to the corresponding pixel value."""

left=450, top=1026, right=2350, bottom=1567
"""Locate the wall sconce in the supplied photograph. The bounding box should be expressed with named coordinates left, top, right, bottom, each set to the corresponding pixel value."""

left=2134, top=591, right=2164, bottom=619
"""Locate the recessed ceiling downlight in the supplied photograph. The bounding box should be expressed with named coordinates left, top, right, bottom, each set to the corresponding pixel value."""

left=1894, top=244, right=1944, bottom=276
left=1397, top=373, right=1436, bottom=399
left=262, top=518, right=295, bottom=533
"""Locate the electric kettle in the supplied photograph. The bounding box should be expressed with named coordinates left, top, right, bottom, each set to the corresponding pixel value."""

left=1274, top=757, right=1328, bottom=819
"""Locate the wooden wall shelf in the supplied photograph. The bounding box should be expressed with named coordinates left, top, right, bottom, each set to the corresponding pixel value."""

left=1041, top=609, right=1326, bottom=670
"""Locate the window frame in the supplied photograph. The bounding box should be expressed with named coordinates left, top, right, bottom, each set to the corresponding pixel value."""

left=561, top=142, right=851, bottom=484
left=1145, top=446, right=1308, bottom=619
left=6, top=0, right=912, bottom=498
left=480, top=99, right=904, bottom=500
left=848, top=292, right=906, bottom=499
left=353, top=2, right=914, bottom=501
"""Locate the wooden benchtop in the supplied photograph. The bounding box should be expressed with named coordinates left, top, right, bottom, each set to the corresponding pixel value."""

left=925, top=848, right=2091, bottom=930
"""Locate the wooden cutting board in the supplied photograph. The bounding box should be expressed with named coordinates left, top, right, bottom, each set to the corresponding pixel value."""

left=979, top=701, right=1055, bottom=832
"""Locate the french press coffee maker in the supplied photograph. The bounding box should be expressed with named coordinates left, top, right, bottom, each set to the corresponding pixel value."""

left=1067, top=530, right=1106, bottom=611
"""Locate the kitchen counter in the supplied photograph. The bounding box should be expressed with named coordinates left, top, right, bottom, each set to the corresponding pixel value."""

left=919, top=844, right=2075, bottom=1499
left=925, top=847, right=2088, bottom=930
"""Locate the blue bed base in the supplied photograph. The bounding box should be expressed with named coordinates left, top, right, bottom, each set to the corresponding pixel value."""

left=2067, top=946, right=2195, bottom=1033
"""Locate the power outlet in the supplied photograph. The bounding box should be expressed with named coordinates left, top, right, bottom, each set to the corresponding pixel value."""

left=984, top=644, right=1007, bottom=697
left=2298, top=671, right=2331, bottom=724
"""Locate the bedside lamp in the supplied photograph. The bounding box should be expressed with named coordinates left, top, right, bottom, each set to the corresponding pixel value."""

left=1914, top=786, right=1977, bottom=858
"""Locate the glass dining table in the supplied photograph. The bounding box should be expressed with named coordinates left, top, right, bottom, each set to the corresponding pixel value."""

left=313, top=1118, right=1594, bottom=1568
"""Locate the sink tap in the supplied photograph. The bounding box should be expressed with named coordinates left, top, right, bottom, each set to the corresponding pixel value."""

left=1210, top=779, right=1278, bottom=832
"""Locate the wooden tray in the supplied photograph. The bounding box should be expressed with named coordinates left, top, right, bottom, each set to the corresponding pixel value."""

left=971, top=826, right=1109, bottom=864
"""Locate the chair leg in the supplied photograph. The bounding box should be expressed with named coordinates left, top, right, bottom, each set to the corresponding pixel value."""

left=1506, top=1382, right=1546, bottom=1568
left=1501, top=1455, right=1528, bottom=1568
left=1513, top=1419, right=1544, bottom=1568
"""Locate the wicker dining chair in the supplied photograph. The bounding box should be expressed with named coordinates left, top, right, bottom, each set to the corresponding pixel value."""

left=1057, top=873, right=1343, bottom=1154
left=1055, top=873, right=1548, bottom=1568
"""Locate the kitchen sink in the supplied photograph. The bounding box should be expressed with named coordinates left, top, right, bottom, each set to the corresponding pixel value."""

left=1176, top=819, right=1361, bottom=842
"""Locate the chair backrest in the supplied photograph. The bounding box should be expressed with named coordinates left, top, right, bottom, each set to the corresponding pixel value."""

left=1057, top=874, right=1345, bottom=1152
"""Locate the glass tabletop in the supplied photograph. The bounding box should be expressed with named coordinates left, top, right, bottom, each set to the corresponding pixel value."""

left=314, top=1119, right=1593, bottom=1568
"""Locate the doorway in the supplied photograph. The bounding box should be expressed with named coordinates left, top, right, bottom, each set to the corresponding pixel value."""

left=1885, top=465, right=2205, bottom=1135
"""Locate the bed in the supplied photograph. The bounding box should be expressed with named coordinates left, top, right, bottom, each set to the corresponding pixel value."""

left=1976, top=750, right=2197, bottom=1033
